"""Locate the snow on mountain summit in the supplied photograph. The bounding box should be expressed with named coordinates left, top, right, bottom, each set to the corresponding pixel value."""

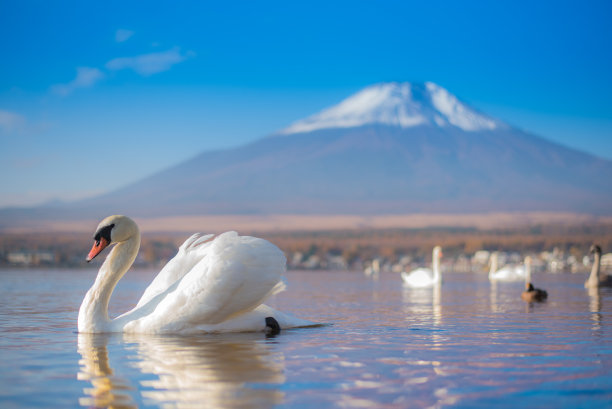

left=281, top=82, right=504, bottom=134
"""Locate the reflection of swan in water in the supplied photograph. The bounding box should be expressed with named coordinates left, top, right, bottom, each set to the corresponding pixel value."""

left=401, top=281, right=443, bottom=349
left=585, top=244, right=612, bottom=288
left=364, top=258, right=380, bottom=280
left=488, top=252, right=527, bottom=282
left=587, top=286, right=602, bottom=331
left=77, top=334, right=137, bottom=408
left=401, top=246, right=443, bottom=288
left=520, top=257, right=548, bottom=302
left=79, top=215, right=314, bottom=334
left=77, top=333, right=285, bottom=409
left=489, top=280, right=514, bottom=313
left=401, top=282, right=442, bottom=327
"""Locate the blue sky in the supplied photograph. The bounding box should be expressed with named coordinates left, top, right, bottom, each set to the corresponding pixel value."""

left=1, top=0, right=611, bottom=207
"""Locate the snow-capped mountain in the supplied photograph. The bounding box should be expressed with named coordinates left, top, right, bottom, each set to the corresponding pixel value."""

left=281, top=82, right=504, bottom=134
left=2, top=81, right=612, bottom=226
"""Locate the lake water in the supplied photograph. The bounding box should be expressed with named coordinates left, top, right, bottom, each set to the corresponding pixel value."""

left=0, top=268, right=611, bottom=408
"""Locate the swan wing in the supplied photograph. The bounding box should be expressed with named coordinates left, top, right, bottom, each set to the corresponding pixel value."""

left=136, top=233, right=215, bottom=308
left=126, top=231, right=286, bottom=333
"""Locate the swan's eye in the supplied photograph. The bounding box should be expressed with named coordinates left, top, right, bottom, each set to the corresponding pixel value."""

left=94, top=223, right=115, bottom=243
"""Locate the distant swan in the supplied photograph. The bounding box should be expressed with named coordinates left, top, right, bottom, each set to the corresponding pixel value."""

left=585, top=244, right=612, bottom=288
left=401, top=246, right=442, bottom=288
left=520, top=256, right=547, bottom=302
left=78, top=215, right=314, bottom=334
left=488, top=252, right=526, bottom=282
left=364, top=258, right=381, bottom=278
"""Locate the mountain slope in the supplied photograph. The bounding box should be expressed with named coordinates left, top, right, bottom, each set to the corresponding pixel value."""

left=80, top=127, right=612, bottom=216
left=2, top=81, right=612, bottom=224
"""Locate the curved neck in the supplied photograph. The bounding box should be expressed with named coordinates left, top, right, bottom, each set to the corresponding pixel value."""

left=588, top=252, right=601, bottom=286
left=79, top=234, right=140, bottom=332
left=524, top=259, right=532, bottom=283
left=489, top=254, right=498, bottom=277
left=432, top=250, right=440, bottom=279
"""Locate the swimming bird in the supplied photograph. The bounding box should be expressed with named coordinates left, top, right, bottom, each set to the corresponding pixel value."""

left=364, top=258, right=381, bottom=278
left=520, top=256, right=547, bottom=302
left=488, top=252, right=526, bottom=282
left=401, top=246, right=442, bottom=288
left=585, top=244, right=612, bottom=288
left=78, top=215, right=314, bottom=334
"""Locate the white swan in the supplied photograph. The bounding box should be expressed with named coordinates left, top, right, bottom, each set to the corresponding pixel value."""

left=488, top=252, right=526, bottom=282
left=364, top=258, right=381, bottom=278
left=401, top=246, right=442, bottom=288
left=585, top=244, right=612, bottom=288
left=78, top=215, right=314, bottom=334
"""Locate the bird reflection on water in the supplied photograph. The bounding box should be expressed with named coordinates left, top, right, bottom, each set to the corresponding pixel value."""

left=77, top=332, right=285, bottom=409
left=2, top=269, right=608, bottom=409
left=588, top=286, right=602, bottom=332
left=77, top=334, right=136, bottom=409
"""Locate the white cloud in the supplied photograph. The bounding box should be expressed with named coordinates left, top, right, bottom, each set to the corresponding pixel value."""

left=51, top=67, right=105, bottom=96
left=105, top=47, right=193, bottom=76
left=0, top=109, right=26, bottom=133
left=115, top=29, right=134, bottom=43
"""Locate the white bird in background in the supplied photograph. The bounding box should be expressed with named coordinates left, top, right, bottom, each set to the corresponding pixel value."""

left=401, top=246, right=443, bottom=288
left=78, top=215, right=314, bottom=334
left=488, top=252, right=527, bottom=282
left=585, top=244, right=612, bottom=288
left=364, top=258, right=381, bottom=278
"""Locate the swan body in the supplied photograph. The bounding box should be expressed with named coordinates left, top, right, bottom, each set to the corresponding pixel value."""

left=488, top=253, right=526, bottom=282
left=364, top=258, right=381, bottom=278
left=401, top=246, right=442, bottom=288
left=519, top=256, right=547, bottom=302
left=78, top=215, right=314, bottom=334
left=585, top=244, right=612, bottom=288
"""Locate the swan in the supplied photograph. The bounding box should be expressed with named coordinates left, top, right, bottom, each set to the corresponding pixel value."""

left=78, top=215, right=314, bottom=334
left=364, top=258, right=381, bottom=278
left=585, top=244, right=612, bottom=288
left=520, top=256, right=547, bottom=302
left=488, top=252, right=526, bottom=282
left=401, top=246, right=442, bottom=288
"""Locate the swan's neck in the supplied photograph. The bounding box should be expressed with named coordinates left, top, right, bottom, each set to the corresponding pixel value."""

left=587, top=252, right=601, bottom=286
left=432, top=251, right=441, bottom=279
left=489, top=254, right=498, bottom=277
left=78, top=235, right=140, bottom=332
left=525, top=259, right=532, bottom=283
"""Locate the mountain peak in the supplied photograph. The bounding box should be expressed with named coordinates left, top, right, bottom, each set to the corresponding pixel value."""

left=281, top=81, right=505, bottom=134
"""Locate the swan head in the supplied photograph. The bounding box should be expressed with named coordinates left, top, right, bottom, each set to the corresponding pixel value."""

left=590, top=244, right=602, bottom=255
left=86, top=215, right=139, bottom=262
left=433, top=246, right=443, bottom=259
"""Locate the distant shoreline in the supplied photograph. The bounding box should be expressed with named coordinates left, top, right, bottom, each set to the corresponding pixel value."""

left=2, top=212, right=611, bottom=270
left=1, top=212, right=610, bottom=234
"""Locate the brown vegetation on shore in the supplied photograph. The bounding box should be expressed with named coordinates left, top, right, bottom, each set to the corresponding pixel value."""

left=1, top=216, right=611, bottom=269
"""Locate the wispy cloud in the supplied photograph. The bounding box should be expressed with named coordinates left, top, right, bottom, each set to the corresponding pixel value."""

left=51, top=67, right=105, bottom=96
left=0, top=109, right=26, bottom=133
left=115, top=28, right=134, bottom=43
left=105, top=47, right=193, bottom=76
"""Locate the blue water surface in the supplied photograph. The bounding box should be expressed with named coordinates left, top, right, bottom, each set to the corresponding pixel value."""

left=0, top=269, right=610, bottom=408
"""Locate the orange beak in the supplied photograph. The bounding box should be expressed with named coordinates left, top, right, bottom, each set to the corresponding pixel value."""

left=86, top=237, right=109, bottom=262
